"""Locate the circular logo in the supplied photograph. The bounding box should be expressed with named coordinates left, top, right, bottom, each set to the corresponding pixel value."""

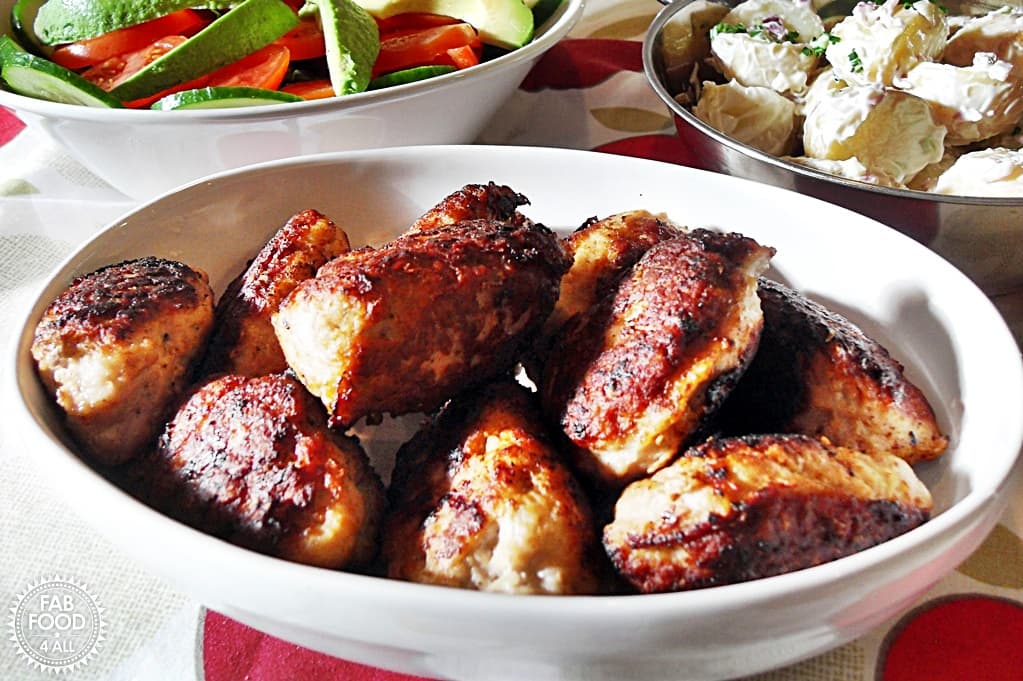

left=8, top=576, right=106, bottom=674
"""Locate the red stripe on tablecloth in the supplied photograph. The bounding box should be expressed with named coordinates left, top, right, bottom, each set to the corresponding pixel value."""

left=519, top=38, right=643, bottom=91
left=593, top=134, right=706, bottom=169
left=202, top=611, right=436, bottom=681
left=0, top=107, right=26, bottom=146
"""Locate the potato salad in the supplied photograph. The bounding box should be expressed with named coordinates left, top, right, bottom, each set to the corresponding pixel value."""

left=671, top=0, right=1023, bottom=197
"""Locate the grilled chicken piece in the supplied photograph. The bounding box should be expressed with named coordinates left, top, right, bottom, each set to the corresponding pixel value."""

left=382, top=381, right=603, bottom=594
left=544, top=210, right=684, bottom=340
left=141, top=373, right=385, bottom=569
left=715, top=278, right=948, bottom=463
left=31, top=257, right=214, bottom=466
left=200, top=209, right=351, bottom=378
left=603, top=433, right=933, bottom=593
left=273, top=219, right=571, bottom=428
left=541, top=230, right=774, bottom=488
left=405, top=182, right=531, bottom=233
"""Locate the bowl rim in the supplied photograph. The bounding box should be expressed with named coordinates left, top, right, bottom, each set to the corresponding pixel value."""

left=8, top=144, right=1023, bottom=618
left=641, top=0, right=1023, bottom=206
left=0, top=0, right=584, bottom=121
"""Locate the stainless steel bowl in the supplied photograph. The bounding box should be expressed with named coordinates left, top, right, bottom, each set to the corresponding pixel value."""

left=643, top=0, right=1023, bottom=295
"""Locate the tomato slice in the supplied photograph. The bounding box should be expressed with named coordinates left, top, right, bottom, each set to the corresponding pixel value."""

left=375, top=12, right=460, bottom=37
left=81, top=35, right=209, bottom=107
left=274, top=17, right=326, bottom=62
left=51, top=10, right=209, bottom=70
left=446, top=44, right=480, bottom=69
left=206, top=44, right=292, bottom=90
left=373, top=22, right=479, bottom=77
left=280, top=79, right=335, bottom=100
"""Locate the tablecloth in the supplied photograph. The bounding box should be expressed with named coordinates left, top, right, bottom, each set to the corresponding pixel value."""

left=1, top=1, right=1022, bottom=679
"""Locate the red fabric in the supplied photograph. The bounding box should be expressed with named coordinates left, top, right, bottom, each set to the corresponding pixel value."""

left=594, top=134, right=705, bottom=169
left=202, top=611, right=435, bottom=681
left=519, top=38, right=642, bottom=91
left=0, top=106, right=26, bottom=147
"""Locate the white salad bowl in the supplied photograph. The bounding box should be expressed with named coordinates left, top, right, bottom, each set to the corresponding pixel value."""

left=0, top=0, right=582, bottom=200
left=9, top=145, right=1023, bottom=681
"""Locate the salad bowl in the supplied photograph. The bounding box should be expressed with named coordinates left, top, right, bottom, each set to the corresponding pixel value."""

left=0, top=0, right=582, bottom=199
left=9, top=145, right=1023, bottom=681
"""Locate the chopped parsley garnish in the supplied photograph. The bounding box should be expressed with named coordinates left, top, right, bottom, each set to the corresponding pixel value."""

left=710, top=20, right=799, bottom=43
left=802, top=32, right=839, bottom=57
left=869, top=0, right=947, bottom=12
left=848, top=49, right=863, bottom=73
left=710, top=22, right=750, bottom=37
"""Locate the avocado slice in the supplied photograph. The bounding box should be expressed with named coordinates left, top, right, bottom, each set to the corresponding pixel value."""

left=108, top=0, right=298, bottom=103
left=356, top=0, right=534, bottom=50
left=33, top=0, right=206, bottom=44
left=526, top=0, right=562, bottom=28
left=315, top=0, right=380, bottom=95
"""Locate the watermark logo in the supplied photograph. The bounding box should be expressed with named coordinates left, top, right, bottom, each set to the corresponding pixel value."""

left=8, top=576, right=106, bottom=674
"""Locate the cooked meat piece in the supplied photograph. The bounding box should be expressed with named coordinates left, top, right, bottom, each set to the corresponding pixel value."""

left=541, top=230, right=774, bottom=488
left=545, top=210, right=684, bottom=340
left=31, top=257, right=214, bottom=466
left=603, top=433, right=933, bottom=593
left=200, top=209, right=351, bottom=378
left=523, top=210, right=685, bottom=383
left=382, top=381, right=603, bottom=594
left=274, top=219, right=571, bottom=428
left=141, top=373, right=385, bottom=569
left=405, top=182, right=531, bottom=233
left=715, top=278, right=948, bottom=463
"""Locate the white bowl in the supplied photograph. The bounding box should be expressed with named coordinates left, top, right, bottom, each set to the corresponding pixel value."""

left=0, top=0, right=582, bottom=200
left=9, top=145, right=1023, bottom=681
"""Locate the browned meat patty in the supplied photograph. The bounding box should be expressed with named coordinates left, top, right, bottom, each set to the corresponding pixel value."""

left=603, top=433, right=933, bottom=593
left=140, top=372, right=385, bottom=569
left=200, top=208, right=351, bottom=378
left=404, top=182, right=532, bottom=233
left=541, top=229, right=774, bottom=487
left=382, top=381, right=603, bottom=594
left=273, top=219, right=571, bottom=428
left=715, top=278, right=948, bottom=464
left=31, top=256, right=214, bottom=466
left=523, top=210, right=685, bottom=384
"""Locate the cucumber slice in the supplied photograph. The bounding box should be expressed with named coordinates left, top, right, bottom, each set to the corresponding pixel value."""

left=315, top=0, right=380, bottom=95
left=0, top=34, right=26, bottom=62
left=1, top=49, right=122, bottom=106
left=11, top=0, right=51, bottom=56
left=150, top=85, right=303, bottom=109
left=108, top=0, right=298, bottom=103
left=368, top=64, right=454, bottom=89
left=34, top=0, right=203, bottom=44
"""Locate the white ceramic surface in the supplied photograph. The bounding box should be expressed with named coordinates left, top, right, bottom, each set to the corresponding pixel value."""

left=10, top=146, right=1023, bottom=681
left=0, top=0, right=582, bottom=200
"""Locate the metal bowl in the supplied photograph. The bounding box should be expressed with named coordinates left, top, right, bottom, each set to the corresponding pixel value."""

left=643, top=0, right=1023, bottom=295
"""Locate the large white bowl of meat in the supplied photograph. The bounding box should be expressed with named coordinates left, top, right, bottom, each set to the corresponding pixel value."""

left=8, top=144, right=1023, bottom=681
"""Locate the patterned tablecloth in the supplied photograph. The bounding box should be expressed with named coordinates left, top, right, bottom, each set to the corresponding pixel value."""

left=1, top=1, right=1022, bottom=679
